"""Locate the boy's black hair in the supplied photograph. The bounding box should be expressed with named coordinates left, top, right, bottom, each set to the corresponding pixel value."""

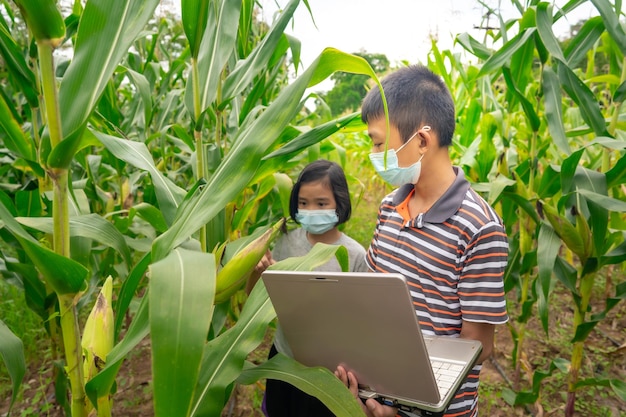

left=361, top=65, right=456, bottom=147
left=289, top=159, right=352, bottom=225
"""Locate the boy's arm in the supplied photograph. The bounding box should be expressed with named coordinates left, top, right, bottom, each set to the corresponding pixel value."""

left=459, top=320, right=495, bottom=364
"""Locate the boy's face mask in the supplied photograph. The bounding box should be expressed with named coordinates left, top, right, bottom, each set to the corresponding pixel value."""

left=369, top=127, right=428, bottom=187
left=295, top=209, right=338, bottom=235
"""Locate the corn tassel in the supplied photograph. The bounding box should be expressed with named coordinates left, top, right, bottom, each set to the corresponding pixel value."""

left=82, top=276, right=114, bottom=416
left=14, top=0, right=65, bottom=48
left=214, top=218, right=285, bottom=304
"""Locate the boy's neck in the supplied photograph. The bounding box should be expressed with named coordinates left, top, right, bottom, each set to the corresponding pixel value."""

left=411, top=150, right=456, bottom=214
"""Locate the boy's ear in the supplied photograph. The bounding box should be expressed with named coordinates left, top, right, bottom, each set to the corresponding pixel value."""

left=418, top=126, right=432, bottom=148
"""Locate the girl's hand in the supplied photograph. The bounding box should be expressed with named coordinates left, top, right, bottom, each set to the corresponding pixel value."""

left=335, top=366, right=397, bottom=417
left=254, top=249, right=275, bottom=275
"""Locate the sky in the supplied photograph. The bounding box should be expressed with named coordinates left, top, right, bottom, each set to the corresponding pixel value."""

left=257, top=0, right=599, bottom=90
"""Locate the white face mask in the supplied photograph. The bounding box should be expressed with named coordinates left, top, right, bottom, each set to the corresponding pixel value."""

left=295, top=209, right=339, bottom=234
left=369, top=128, right=427, bottom=186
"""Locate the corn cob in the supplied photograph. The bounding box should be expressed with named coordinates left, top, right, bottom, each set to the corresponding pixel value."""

left=14, top=0, right=65, bottom=48
left=214, top=218, right=285, bottom=304
left=541, top=201, right=585, bottom=260
left=82, top=276, right=114, bottom=415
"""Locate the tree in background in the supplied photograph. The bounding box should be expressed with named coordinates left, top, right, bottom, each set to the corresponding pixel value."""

left=322, top=51, right=389, bottom=116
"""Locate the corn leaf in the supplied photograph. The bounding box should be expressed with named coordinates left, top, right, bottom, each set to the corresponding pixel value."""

left=477, top=29, right=536, bottom=78
left=591, top=0, right=626, bottom=56
left=94, top=130, right=185, bottom=225
left=535, top=3, right=565, bottom=63
left=263, top=113, right=362, bottom=159
left=113, top=252, right=151, bottom=338
left=536, top=223, right=561, bottom=334
left=0, top=94, right=36, bottom=161
left=0, top=20, right=38, bottom=107
left=557, top=63, right=609, bottom=136
left=150, top=248, right=216, bottom=417
left=16, top=214, right=132, bottom=266
left=181, top=0, right=209, bottom=58
left=542, top=66, right=569, bottom=154
left=0, top=201, right=87, bottom=294
left=190, top=276, right=276, bottom=417
left=238, top=354, right=367, bottom=417
left=564, top=16, right=604, bottom=67
left=0, top=319, right=25, bottom=414
left=48, top=0, right=160, bottom=169
left=221, top=0, right=300, bottom=104
left=185, top=0, right=242, bottom=121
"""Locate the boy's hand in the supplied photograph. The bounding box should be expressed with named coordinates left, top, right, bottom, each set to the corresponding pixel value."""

left=335, top=366, right=397, bottom=417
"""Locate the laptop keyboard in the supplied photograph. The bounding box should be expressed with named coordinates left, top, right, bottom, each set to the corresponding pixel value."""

left=429, top=359, right=465, bottom=397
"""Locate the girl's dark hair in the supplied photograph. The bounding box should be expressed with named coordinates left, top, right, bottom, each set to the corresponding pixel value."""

left=289, top=159, right=352, bottom=225
left=361, top=65, right=456, bottom=147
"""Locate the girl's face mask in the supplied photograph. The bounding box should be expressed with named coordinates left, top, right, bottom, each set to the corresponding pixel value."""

left=295, top=209, right=338, bottom=235
left=369, top=127, right=428, bottom=187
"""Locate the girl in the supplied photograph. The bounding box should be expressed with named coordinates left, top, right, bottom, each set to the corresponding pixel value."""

left=250, top=159, right=368, bottom=417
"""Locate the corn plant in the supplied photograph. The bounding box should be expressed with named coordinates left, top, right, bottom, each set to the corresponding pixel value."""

left=444, top=0, right=626, bottom=414
left=0, top=0, right=387, bottom=416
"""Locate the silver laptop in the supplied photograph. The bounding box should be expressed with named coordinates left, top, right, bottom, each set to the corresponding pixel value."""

left=261, top=270, right=482, bottom=415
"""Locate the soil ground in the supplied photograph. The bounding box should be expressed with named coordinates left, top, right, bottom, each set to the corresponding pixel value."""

left=2, top=281, right=625, bottom=417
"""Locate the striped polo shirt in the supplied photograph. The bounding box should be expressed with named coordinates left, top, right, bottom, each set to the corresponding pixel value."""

left=365, top=167, right=508, bottom=417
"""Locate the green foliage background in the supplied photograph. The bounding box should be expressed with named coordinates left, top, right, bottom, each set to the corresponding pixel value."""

left=0, top=0, right=625, bottom=416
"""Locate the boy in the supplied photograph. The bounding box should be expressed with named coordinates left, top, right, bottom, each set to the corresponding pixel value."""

left=337, top=65, right=508, bottom=417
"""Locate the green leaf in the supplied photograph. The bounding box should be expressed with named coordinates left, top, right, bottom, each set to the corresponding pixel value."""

left=0, top=22, right=38, bottom=106
left=564, top=16, right=605, bottom=67
left=185, top=0, right=242, bottom=120
left=114, top=252, right=151, bottom=338
left=221, top=0, right=299, bottom=104
left=614, top=80, right=626, bottom=103
left=606, top=152, right=626, bottom=188
left=578, top=189, right=626, bottom=212
left=535, top=3, right=565, bottom=62
left=0, top=201, right=88, bottom=295
left=0, top=93, right=36, bottom=161
left=561, top=148, right=584, bottom=193
left=150, top=248, right=216, bottom=417
left=271, top=243, right=350, bottom=272
left=0, top=319, right=25, bottom=414
left=94, top=130, right=185, bottom=225
left=536, top=223, right=561, bottom=334
left=17, top=213, right=132, bottom=266
left=542, top=66, right=569, bottom=154
left=238, top=354, right=367, bottom=417
left=557, top=63, right=608, bottom=136
left=14, top=0, right=65, bottom=45
left=455, top=33, right=492, bottom=61
left=590, top=0, right=626, bottom=56
left=263, top=113, right=362, bottom=159
left=122, top=67, right=153, bottom=131
left=130, top=203, right=169, bottom=233
left=190, top=278, right=276, bottom=416
left=477, top=29, right=536, bottom=77
left=49, top=0, right=160, bottom=168
left=502, top=67, right=540, bottom=131
left=181, top=0, right=209, bottom=58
